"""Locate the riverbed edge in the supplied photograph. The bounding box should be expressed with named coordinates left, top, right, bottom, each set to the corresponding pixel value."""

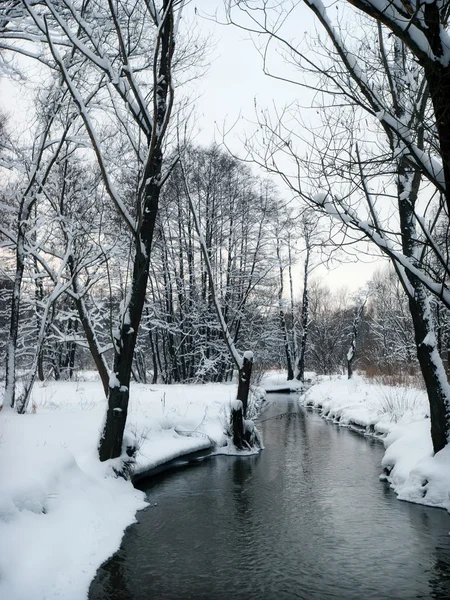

left=300, top=376, right=450, bottom=514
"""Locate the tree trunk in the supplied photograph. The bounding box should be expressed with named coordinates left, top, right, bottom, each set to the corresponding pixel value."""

left=421, top=6, right=450, bottom=217
left=347, top=300, right=365, bottom=380
left=5, top=246, right=24, bottom=407
left=232, top=353, right=253, bottom=448
left=296, top=241, right=310, bottom=382
left=397, top=158, right=450, bottom=453
left=288, top=235, right=298, bottom=373
left=34, top=261, right=46, bottom=382
left=70, top=259, right=109, bottom=397
left=98, top=13, right=174, bottom=459
left=98, top=164, right=162, bottom=461
left=409, top=283, right=450, bottom=453
left=148, top=327, right=158, bottom=384
left=68, top=318, right=78, bottom=380
left=276, top=238, right=294, bottom=380
left=237, top=353, right=252, bottom=417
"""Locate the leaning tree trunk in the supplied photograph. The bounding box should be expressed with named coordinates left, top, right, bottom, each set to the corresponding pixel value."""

left=408, top=282, right=450, bottom=453
left=98, top=1, right=175, bottom=462
left=98, top=154, right=163, bottom=461
left=397, top=158, right=450, bottom=454
left=180, top=159, right=258, bottom=450
left=70, top=258, right=109, bottom=397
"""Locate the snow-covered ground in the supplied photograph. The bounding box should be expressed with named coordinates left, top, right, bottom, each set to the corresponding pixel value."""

left=301, top=375, right=450, bottom=512
left=3, top=372, right=449, bottom=599
left=260, top=369, right=310, bottom=393
left=0, top=379, right=252, bottom=600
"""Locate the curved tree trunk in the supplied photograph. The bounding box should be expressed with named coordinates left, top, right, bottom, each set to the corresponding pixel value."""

left=98, top=2, right=175, bottom=462
left=98, top=150, right=164, bottom=461
left=397, top=158, right=450, bottom=453
left=408, top=283, right=450, bottom=453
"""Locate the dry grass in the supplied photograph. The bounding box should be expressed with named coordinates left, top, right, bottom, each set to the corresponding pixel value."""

left=250, top=361, right=270, bottom=386
left=372, top=385, right=427, bottom=422
left=362, top=364, right=428, bottom=422
left=362, top=364, right=425, bottom=390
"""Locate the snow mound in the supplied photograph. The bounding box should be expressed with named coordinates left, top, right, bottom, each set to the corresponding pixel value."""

left=0, top=380, right=244, bottom=599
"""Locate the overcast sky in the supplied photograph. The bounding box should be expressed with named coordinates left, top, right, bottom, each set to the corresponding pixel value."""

left=180, top=1, right=385, bottom=292
left=0, top=0, right=386, bottom=295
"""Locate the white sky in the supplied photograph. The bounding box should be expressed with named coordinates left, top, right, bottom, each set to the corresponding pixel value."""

left=181, top=1, right=385, bottom=292
left=0, top=0, right=386, bottom=295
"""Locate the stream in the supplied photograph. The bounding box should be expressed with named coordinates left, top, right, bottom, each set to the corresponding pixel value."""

left=89, top=394, right=450, bottom=599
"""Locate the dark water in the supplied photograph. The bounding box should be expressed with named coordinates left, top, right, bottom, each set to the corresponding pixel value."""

left=90, top=395, right=450, bottom=600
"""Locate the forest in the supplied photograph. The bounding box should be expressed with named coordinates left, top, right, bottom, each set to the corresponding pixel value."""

left=1, top=2, right=450, bottom=599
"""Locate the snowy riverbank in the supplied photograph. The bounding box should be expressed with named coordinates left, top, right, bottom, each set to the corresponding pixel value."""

left=3, top=373, right=449, bottom=599
left=0, top=379, right=259, bottom=600
left=301, top=376, right=450, bottom=513
left=260, top=370, right=304, bottom=393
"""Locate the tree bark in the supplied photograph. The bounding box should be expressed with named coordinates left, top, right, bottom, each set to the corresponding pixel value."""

left=409, top=283, right=450, bottom=453
left=276, top=237, right=294, bottom=380
left=424, top=62, right=450, bottom=218
left=232, top=353, right=253, bottom=448
left=98, top=154, right=163, bottom=461
left=397, top=159, right=450, bottom=453
left=98, top=2, right=175, bottom=462
left=70, top=259, right=109, bottom=397
left=180, top=158, right=257, bottom=449
left=5, top=237, right=25, bottom=408
left=296, top=240, right=310, bottom=382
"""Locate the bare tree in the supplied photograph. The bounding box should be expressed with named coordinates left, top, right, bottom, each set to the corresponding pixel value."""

left=295, top=211, right=320, bottom=381
left=1, top=1, right=190, bottom=462
left=3, top=90, right=72, bottom=409
left=226, top=1, right=450, bottom=453
left=274, top=216, right=295, bottom=380
left=347, top=293, right=367, bottom=379
left=179, top=152, right=261, bottom=450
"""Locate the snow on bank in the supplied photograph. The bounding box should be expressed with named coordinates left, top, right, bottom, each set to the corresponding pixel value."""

left=260, top=369, right=311, bottom=393
left=0, top=380, right=256, bottom=600
left=301, top=376, right=450, bottom=512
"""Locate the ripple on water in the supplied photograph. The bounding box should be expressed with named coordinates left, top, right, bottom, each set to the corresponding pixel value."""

left=90, top=395, right=450, bottom=600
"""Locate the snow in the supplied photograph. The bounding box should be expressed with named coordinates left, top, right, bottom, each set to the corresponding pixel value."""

left=421, top=332, right=436, bottom=346
left=260, top=369, right=307, bottom=392
left=4, top=370, right=448, bottom=598
left=109, top=371, right=120, bottom=388
left=230, top=398, right=243, bottom=411
left=0, top=378, right=255, bottom=600
left=301, top=375, right=450, bottom=512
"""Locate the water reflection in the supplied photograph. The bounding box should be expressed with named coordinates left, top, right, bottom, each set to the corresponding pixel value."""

left=90, top=395, right=450, bottom=600
left=232, top=458, right=254, bottom=524
left=92, top=552, right=131, bottom=600
left=430, top=551, right=450, bottom=599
